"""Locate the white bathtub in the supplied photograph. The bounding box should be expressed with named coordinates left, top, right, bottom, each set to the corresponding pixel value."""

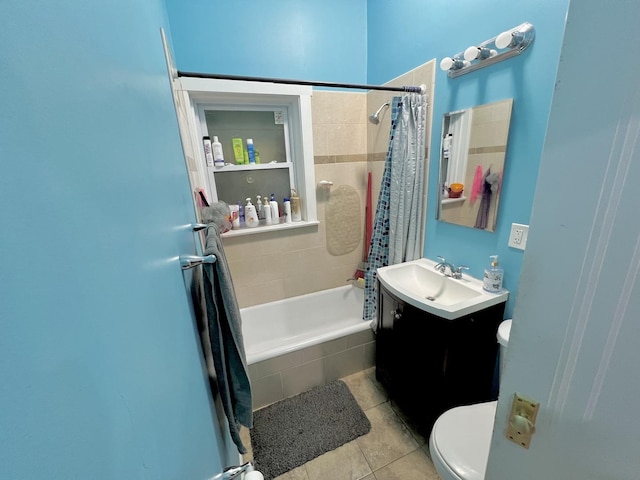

left=241, top=284, right=371, bottom=365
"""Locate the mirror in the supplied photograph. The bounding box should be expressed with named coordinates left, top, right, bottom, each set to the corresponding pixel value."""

left=437, top=98, right=513, bottom=232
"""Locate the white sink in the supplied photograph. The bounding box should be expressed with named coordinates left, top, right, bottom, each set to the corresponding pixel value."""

left=376, top=258, right=509, bottom=319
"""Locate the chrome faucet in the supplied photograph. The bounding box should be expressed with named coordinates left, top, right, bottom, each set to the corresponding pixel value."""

left=434, top=256, right=469, bottom=279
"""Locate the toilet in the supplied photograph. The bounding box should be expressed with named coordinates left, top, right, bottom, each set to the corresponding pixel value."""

left=429, top=319, right=512, bottom=480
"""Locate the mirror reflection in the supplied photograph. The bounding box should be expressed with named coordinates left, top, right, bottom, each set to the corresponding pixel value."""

left=437, top=98, right=513, bottom=232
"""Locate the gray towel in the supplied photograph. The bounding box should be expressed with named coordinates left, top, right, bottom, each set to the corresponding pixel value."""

left=202, top=224, right=252, bottom=454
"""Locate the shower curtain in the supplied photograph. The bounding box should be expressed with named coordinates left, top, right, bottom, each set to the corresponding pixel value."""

left=363, top=93, right=427, bottom=323
left=445, top=108, right=473, bottom=186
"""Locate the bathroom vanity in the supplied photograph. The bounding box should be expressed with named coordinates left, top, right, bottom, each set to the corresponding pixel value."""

left=375, top=279, right=506, bottom=435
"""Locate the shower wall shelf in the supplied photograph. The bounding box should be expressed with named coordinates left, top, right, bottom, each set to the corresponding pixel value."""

left=213, top=162, right=291, bottom=172
left=441, top=196, right=466, bottom=205
left=221, top=220, right=320, bottom=238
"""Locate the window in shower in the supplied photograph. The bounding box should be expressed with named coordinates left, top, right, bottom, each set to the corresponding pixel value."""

left=180, top=78, right=318, bottom=236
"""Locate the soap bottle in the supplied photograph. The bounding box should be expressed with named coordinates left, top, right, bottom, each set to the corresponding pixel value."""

left=483, top=255, right=504, bottom=292
left=212, top=136, right=225, bottom=167
left=246, top=138, right=256, bottom=164
left=256, top=195, right=263, bottom=220
left=269, top=193, right=279, bottom=223
left=244, top=198, right=259, bottom=228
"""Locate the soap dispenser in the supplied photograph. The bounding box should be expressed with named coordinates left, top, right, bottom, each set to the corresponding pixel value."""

left=244, top=198, right=259, bottom=228
left=483, top=255, right=504, bottom=292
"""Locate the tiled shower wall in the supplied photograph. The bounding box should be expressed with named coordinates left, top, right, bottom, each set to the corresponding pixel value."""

left=223, top=60, right=435, bottom=308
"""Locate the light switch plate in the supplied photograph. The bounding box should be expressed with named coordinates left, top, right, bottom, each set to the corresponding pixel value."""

left=508, top=223, right=529, bottom=250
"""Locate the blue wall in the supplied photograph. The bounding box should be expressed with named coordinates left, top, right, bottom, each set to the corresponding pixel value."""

left=0, top=1, right=230, bottom=478
left=166, top=0, right=570, bottom=317
left=164, top=0, right=368, bottom=83
left=368, top=0, right=569, bottom=316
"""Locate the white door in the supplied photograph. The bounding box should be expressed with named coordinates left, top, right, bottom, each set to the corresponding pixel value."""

left=486, top=1, right=640, bottom=478
left=0, top=1, right=234, bottom=478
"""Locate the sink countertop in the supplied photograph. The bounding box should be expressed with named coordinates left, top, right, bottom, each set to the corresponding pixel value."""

left=376, top=257, right=509, bottom=320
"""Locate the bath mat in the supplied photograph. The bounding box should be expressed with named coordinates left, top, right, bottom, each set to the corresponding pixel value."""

left=325, top=185, right=361, bottom=256
left=250, top=380, right=371, bottom=479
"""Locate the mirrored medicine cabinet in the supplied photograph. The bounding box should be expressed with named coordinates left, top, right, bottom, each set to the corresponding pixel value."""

left=437, top=98, right=513, bottom=232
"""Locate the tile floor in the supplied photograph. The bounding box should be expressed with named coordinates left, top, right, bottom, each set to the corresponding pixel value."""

left=240, top=367, right=442, bottom=480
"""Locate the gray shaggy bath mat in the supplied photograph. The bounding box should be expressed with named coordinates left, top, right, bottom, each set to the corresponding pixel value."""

left=250, top=380, right=371, bottom=480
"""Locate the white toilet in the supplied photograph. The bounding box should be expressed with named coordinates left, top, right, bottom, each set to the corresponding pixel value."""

left=429, top=319, right=512, bottom=480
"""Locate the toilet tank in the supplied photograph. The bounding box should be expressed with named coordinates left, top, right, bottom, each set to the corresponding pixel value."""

left=497, top=319, right=512, bottom=384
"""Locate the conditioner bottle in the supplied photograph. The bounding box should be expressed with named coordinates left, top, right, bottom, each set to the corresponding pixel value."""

left=244, top=198, right=259, bottom=228
left=212, top=136, right=224, bottom=167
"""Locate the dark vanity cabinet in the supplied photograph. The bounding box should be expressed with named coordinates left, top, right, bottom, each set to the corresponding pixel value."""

left=375, top=282, right=505, bottom=435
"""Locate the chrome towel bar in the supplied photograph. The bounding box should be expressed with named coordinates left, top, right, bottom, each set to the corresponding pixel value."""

left=180, top=254, right=216, bottom=270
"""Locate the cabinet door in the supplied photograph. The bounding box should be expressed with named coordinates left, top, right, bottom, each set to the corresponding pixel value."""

left=443, top=305, right=504, bottom=406
left=375, top=286, right=401, bottom=391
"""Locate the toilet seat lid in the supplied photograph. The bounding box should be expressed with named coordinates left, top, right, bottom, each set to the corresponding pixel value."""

left=431, top=401, right=498, bottom=480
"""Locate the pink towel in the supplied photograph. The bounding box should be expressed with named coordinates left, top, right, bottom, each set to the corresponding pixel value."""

left=471, top=165, right=484, bottom=203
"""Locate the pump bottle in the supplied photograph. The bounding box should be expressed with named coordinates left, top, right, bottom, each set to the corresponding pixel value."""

left=244, top=198, right=259, bottom=228
left=483, top=255, right=504, bottom=292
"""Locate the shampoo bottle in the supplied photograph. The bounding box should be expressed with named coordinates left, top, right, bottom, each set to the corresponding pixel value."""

left=269, top=193, right=279, bottom=223
left=483, top=255, right=504, bottom=292
left=262, top=196, right=270, bottom=220
left=283, top=198, right=292, bottom=223
left=232, top=137, right=245, bottom=164
left=246, top=138, right=256, bottom=164
left=212, top=136, right=224, bottom=167
left=263, top=199, right=272, bottom=225
left=244, top=198, right=259, bottom=228
left=202, top=136, right=214, bottom=167
left=238, top=201, right=244, bottom=226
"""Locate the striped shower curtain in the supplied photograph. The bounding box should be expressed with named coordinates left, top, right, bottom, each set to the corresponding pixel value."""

left=363, top=93, right=427, bottom=324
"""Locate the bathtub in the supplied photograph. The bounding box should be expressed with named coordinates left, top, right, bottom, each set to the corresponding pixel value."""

left=240, top=285, right=375, bottom=409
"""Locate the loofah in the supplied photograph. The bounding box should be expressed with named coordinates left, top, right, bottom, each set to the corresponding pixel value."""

left=201, top=201, right=232, bottom=233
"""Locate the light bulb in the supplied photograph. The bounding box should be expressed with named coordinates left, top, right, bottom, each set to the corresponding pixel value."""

left=440, top=57, right=455, bottom=71
left=464, top=46, right=480, bottom=61
left=495, top=30, right=513, bottom=49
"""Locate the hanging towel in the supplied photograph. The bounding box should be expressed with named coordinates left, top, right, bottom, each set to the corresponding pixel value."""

left=470, top=165, right=484, bottom=203
left=201, top=224, right=252, bottom=454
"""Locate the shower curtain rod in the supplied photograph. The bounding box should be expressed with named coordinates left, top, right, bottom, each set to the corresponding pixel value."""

left=177, top=70, right=426, bottom=94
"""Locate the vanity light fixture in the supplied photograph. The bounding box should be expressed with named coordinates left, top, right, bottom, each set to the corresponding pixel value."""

left=440, top=22, right=535, bottom=78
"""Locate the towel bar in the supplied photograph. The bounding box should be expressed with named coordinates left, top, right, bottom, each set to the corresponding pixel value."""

left=191, top=223, right=208, bottom=231
left=180, top=254, right=216, bottom=270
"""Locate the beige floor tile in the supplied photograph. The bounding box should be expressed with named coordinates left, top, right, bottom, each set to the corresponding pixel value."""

left=388, top=401, right=429, bottom=447
left=305, top=441, right=372, bottom=480
left=274, top=465, right=310, bottom=480
left=356, top=402, right=420, bottom=471
left=360, top=475, right=376, bottom=480
left=341, top=370, right=388, bottom=411
left=372, top=449, right=440, bottom=480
